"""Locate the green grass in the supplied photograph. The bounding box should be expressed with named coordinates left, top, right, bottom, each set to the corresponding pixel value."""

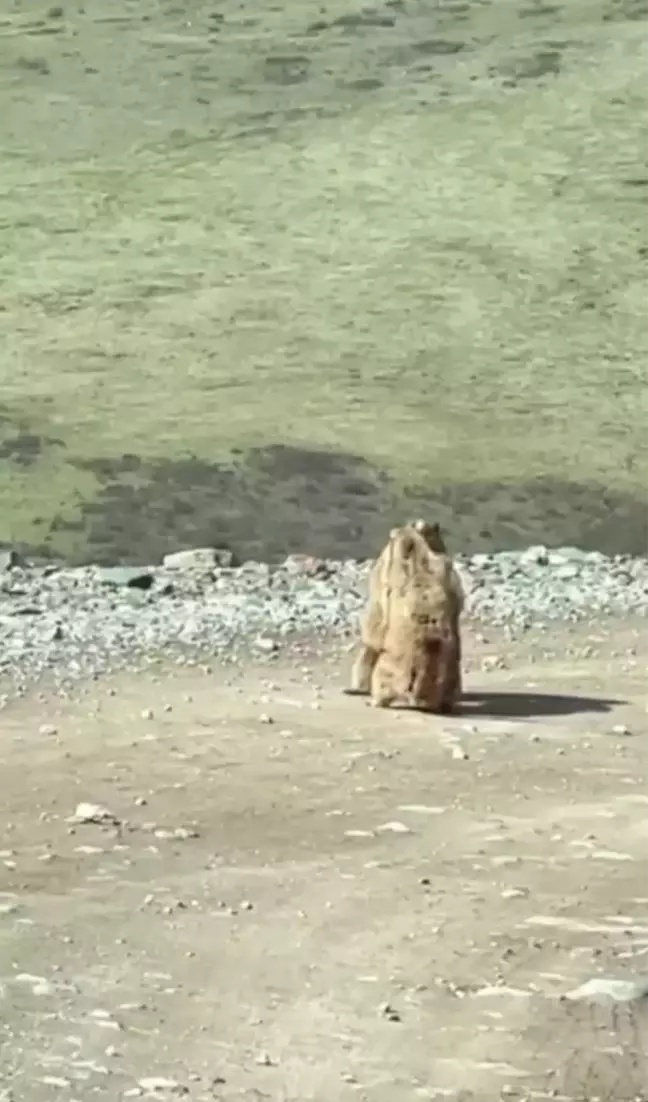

left=0, top=0, right=647, bottom=561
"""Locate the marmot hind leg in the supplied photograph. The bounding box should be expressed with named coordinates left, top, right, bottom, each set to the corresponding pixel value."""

left=350, top=643, right=379, bottom=694
left=370, top=653, right=407, bottom=709
left=439, top=635, right=463, bottom=713
left=409, top=647, right=446, bottom=713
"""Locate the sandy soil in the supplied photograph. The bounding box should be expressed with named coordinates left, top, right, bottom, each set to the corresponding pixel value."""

left=1, top=620, right=647, bottom=1102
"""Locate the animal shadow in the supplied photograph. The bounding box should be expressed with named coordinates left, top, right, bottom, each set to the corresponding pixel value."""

left=459, top=690, right=623, bottom=719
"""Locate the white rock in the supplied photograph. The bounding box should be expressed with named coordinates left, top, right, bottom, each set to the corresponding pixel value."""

left=451, top=744, right=469, bottom=760
left=15, top=973, right=57, bottom=995
left=163, top=548, right=221, bottom=570
left=71, top=802, right=116, bottom=824
left=138, top=1077, right=186, bottom=1093
left=565, top=977, right=648, bottom=1004
left=520, top=544, right=549, bottom=566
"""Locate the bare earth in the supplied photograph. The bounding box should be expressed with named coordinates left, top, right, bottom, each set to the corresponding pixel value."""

left=1, top=620, right=647, bottom=1102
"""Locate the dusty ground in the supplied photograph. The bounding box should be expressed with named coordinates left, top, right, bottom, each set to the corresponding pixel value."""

left=1, top=620, right=647, bottom=1101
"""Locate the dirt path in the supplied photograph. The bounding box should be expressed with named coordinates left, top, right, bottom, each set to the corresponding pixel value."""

left=1, top=621, right=647, bottom=1101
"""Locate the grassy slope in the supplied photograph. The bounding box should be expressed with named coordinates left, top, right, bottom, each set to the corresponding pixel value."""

left=0, top=0, right=646, bottom=560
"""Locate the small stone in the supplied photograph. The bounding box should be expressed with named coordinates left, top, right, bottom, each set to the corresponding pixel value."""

left=240, top=900, right=253, bottom=911
left=163, top=547, right=233, bottom=570
left=554, top=563, right=581, bottom=580
left=253, top=635, right=279, bottom=653
left=38, top=724, right=58, bottom=736
left=377, top=821, right=412, bottom=834
left=500, top=887, right=529, bottom=900
left=612, top=724, right=633, bottom=736
left=71, top=802, right=118, bottom=825
left=481, top=655, right=508, bottom=672
left=379, top=1002, right=401, bottom=1021
left=138, top=1077, right=188, bottom=1094
left=259, top=713, right=274, bottom=724
left=141, top=709, right=154, bottom=720
left=282, top=554, right=329, bottom=577
left=172, top=826, right=199, bottom=840
left=98, top=566, right=154, bottom=590
left=520, top=545, right=549, bottom=567
left=15, top=973, right=57, bottom=995
left=255, top=1051, right=276, bottom=1066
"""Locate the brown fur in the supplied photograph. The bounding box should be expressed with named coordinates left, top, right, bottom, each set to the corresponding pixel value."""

left=350, top=530, right=398, bottom=695
left=350, top=520, right=463, bottom=712
left=410, top=518, right=464, bottom=698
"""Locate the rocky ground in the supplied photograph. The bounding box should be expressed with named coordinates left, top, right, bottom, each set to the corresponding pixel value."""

left=2, top=543, right=648, bottom=700
left=1, top=545, right=647, bottom=1102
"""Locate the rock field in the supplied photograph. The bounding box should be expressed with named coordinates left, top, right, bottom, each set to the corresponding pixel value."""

left=1, top=543, right=647, bottom=697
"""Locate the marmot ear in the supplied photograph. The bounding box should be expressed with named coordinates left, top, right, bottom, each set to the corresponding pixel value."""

left=389, top=526, right=400, bottom=540
left=412, top=518, right=426, bottom=532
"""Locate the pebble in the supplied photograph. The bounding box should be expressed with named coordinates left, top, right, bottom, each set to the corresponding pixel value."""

left=377, top=821, right=412, bottom=834
left=450, top=744, right=469, bottom=760
left=71, top=802, right=118, bottom=825
left=163, top=547, right=232, bottom=570
left=137, top=1077, right=187, bottom=1094
left=0, top=546, right=647, bottom=694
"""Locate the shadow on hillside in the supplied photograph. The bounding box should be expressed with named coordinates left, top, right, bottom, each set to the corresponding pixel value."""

left=19, top=443, right=648, bottom=565
left=1, top=403, right=646, bottom=564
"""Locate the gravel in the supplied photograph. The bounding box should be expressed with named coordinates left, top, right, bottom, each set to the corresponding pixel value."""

left=1, top=544, right=647, bottom=696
